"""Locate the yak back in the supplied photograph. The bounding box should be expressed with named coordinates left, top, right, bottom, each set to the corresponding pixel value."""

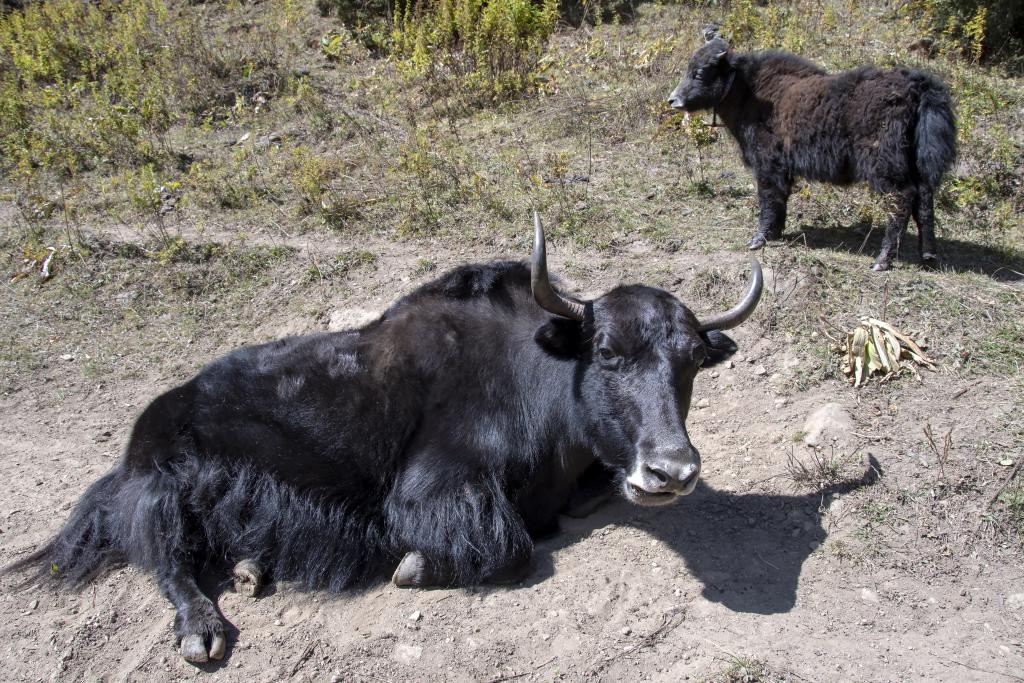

left=722, top=51, right=947, bottom=191
left=123, top=260, right=566, bottom=497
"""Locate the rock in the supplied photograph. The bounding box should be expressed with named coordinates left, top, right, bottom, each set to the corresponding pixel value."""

left=753, top=365, right=767, bottom=376
left=1006, top=593, right=1024, bottom=608
left=621, top=627, right=631, bottom=636
left=696, top=398, right=710, bottom=409
left=60, top=354, right=75, bottom=362
left=725, top=360, right=735, bottom=369
left=408, top=610, right=422, bottom=622
left=328, top=308, right=378, bottom=332
left=803, top=403, right=854, bottom=448
left=860, top=588, right=880, bottom=604
left=394, top=644, right=422, bottom=664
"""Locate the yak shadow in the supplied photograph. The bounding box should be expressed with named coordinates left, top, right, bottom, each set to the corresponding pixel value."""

left=791, top=220, right=1024, bottom=282
left=528, top=456, right=880, bottom=615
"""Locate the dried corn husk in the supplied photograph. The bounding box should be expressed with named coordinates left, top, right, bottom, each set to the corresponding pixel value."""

left=838, top=318, right=935, bottom=387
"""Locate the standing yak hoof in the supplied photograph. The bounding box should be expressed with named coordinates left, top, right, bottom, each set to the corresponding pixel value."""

left=871, top=260, right=891, bottom=272
left=921, top=253, right=939, bottom=269
left=747, top=234, right=769, bottom=250
left=232, top=559, right=264, bottom=597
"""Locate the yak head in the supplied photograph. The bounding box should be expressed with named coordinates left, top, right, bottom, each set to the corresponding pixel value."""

left=667, top=36, right=734, bottom=113
left=530, top=212, right=762, bottom=507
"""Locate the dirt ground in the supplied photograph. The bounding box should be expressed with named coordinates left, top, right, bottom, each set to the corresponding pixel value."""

left=1, top=232, right=1022, bottom=683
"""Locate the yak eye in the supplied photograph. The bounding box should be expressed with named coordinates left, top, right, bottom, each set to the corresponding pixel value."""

left=599, top=347, right=616, bottom=361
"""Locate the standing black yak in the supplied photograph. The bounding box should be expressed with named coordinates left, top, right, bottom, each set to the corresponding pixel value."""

left=668, top=35, right=957, bottom=271
left=5, top=213, right=762, bottom=664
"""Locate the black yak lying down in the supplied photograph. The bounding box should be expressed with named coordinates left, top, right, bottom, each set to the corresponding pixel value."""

left=6, top=214, right=762, bottom=664
left=668, top=35, right=957, bottom=271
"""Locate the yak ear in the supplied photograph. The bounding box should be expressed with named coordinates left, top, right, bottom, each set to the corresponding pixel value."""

left=535, top=318, right=584, bottom=358
left=701, top=330, right=738, bottom=367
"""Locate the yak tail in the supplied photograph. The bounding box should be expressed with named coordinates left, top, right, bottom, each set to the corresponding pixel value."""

left=914, top=73, right=957, bottom=190
left=3, top=470, right=127, bottom=588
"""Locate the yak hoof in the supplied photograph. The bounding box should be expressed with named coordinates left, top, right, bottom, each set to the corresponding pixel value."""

left=747, top=234, right=768, bottom=250
left=232, top=559, right=264, bottom=597
left=179, top=630, right=226, bottom=664
left=871, top=260, right=891, bottom=272
left=921, top=253, right=938, bottom=269
left=392, top=551, right=433, bottom=588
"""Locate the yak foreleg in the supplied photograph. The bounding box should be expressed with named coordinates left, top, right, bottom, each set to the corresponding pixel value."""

left=748, top=170, right=792, bottom=249
left=157, top=563, right=226, bottom=664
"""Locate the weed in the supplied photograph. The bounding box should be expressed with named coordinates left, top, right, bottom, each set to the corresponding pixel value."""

left=305, top=249, right=377, bottom=283
left=785, top=448, right=845, bottom=490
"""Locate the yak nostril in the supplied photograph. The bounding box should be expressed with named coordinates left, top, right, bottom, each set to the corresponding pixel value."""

left=645, top=465, right=670, bottom=486
left=679, top=467, right=699, bottom=487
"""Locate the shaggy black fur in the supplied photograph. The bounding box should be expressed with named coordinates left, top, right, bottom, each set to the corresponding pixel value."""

left=669, top=36, right=957, bottom=271
left=6, top=258, right=743, bottom=663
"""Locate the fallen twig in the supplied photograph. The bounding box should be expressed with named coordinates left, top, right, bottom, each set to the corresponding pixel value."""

left=930, top=650, right=1024, bottom=682
left=587, top=608, right=685, bottom=676
left=986, top=458, right=1024, bottom=510
left=289, top=639, right=321, bottom=678
left=484, top=655, right=557, bottom=683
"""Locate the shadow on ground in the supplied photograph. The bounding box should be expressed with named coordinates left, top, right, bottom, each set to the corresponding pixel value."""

left=790, top=221, right=1024, bottom=282
left=532, top=456, right=881, bottom=615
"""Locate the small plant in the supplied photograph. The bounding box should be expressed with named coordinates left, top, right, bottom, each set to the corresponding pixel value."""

left=305, top=249, right=377, bottom=282
left=786, top=447, right=845, bottom=490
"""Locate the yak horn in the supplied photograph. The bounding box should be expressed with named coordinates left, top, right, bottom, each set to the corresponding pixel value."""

left=697, top=256, right=763, bottom=332
left=531, top=212, right=586, bottom=321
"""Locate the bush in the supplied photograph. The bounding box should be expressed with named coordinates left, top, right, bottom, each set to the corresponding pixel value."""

left=914, top=0, right=1024, bottom=64
left=389, top=0, right=559, bottom=107
left=0, top=0, right=289, bottom=182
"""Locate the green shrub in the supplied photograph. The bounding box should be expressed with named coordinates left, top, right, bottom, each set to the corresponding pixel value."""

left=912, top=0, right=1024, bottom=64
left=0, top=0, right=289, bottom=184
left=389, top=0, right=559, bottom=106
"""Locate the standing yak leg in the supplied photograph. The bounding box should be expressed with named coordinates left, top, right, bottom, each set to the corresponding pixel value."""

left=157, top=562, right=227, bottom=663
left=872, top=189, right=915, bottom=271
left=748, top=171, right=792, bottom=250
left=912, top=186, right=939, bottom=267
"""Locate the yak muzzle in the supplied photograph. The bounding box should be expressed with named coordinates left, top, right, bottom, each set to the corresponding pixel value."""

left=625, top=452, right=701, bottom=506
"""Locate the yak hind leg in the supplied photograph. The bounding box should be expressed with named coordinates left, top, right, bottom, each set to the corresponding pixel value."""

left=232, top=559, right=264, bottom=598
left=872, top=189, right=915, bottom=271
left=157, top=563, right=226, bottom=664
left=912, top=186, right=939, bottom=267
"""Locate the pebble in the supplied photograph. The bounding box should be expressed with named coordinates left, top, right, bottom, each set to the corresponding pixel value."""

left=696, top=398, right=710, bottom=409
left=621, top=627, right=631, bottom=636
left=29, top=600, right=38, bottom=610
left=725, top=360, right=735, bottom=369
left=860, top=588, right=880, bottom=604
left=1006, top=593, right=1024, bottom=609
left=754, top=365, right=767, bottom=376
left=408, top=610, right=422, bottom=622
left=60, top=354, right=75, bottom=361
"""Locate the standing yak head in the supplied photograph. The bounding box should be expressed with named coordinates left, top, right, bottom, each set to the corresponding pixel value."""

left=667, top=35, right=734, bottom=112
left=530, top=213, right=762, bottom=506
